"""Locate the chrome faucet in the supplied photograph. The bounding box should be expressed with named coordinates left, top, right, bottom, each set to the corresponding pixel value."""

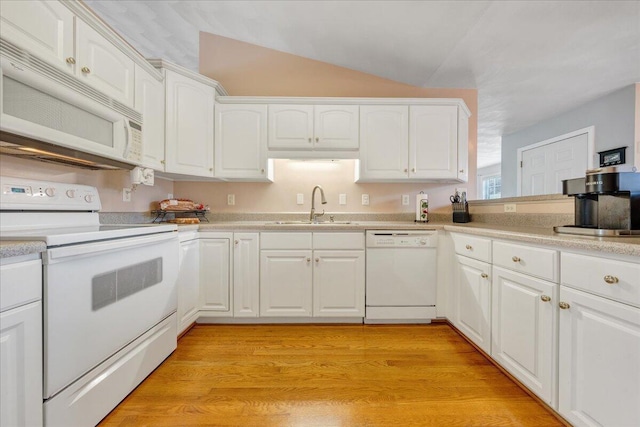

left=310, top=185, right=327, bottom=222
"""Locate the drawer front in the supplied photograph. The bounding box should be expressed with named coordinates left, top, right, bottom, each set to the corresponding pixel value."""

left=451, top=233, right=491, bottom=263
left=260, top=232, right=312, bottom=250
left=562, top=252, right=640, bottom=307
left=313, top=232, right=365, bottom=250
left=493, top=241, right=558, bottom=283
left=0, top=259, right=42, bottom=312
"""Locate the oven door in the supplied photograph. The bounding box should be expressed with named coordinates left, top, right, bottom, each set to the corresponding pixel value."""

left=42, top=232, right=178, bottom=399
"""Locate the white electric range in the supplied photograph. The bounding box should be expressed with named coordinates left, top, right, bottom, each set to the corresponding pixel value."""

left=0, top=176, right=179, bottom=427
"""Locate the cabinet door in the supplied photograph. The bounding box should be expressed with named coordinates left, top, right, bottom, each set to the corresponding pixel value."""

left=0, top=301, right=43, bottom=427
left=200, top=238, right=231, bottom=313
left=164, top=70, right=215, bottom=176
left=233, top=233, right=260, bottom=317
left=268, top=105, right=314, bottom=149
left=558, top=287, right=640, bottom=427
left=313, top=250, right=364, bottom=317
left=358, top=105, right=409, bottom=180
left=260, top=250, right=313, bottom=317
left=453, top=255, right=492, bottom=354
left=409, top=105, right=458, bottom=179
left=0, top=0, right=74, bottom=74
left=134, top=64, right=165, bottom=170
left=177, top=239, right=199, bottom=334
left=314, top=105, right=359, bottom=150
left=457, top=110, right=469, bottom=182
left=492, top=266, right=558, bottom=406
left=75, top=20, right=135, bottom=107
left=215, top=104, right=269, bottom=180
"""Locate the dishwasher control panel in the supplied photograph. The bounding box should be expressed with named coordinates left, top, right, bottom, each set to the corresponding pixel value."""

left=366, top=231, right=437, bottom=248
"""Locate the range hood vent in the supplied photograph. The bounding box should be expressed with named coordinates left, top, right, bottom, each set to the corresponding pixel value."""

left=0, top=132, right=134, bottom=171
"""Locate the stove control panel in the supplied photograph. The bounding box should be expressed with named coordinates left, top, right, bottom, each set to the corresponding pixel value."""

left=0, top=177, right=102, bottom=211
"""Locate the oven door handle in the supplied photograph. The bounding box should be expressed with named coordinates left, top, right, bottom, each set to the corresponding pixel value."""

left=45, top=232, right=177, bottom=263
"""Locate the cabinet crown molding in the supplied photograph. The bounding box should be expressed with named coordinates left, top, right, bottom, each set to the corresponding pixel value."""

left=148, top=58, right=228, bottom=96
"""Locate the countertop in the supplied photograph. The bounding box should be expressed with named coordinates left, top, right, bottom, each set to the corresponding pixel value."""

left=3, top=221, right=639, bottom=259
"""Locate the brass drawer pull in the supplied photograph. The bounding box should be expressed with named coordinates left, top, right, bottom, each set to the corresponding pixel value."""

left=512, top=256, right=521, bottom=263
left=465, top=244, right=472, bottom=250
left=81, top=66, right=91, bottom=74
left=603, top=275, right=619, bottom=284
left=540, top=295, right=551, bottom=302
left=480, top=273, right=488, bottom=279
left=66, top=57, right=76, bottom=64
left=559, top=302, right=570, bottom=310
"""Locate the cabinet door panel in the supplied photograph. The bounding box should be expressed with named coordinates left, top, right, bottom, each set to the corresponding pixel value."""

left=260, top=250, right=312, bottom=317
left=314, top=105, right=359, bottom=150
left=134, top=65, right=165, bottom=170
left=0, top=0, right=74, bottom=74
left=558, top=287, right=640, bottom=427
left=200, top=239, right=231, bottom=312
left=268, top=105, right=313, bottom=149
left=409, top=105, right=458, bottom=179
left=0, top=301, right=43, bottom=427
left=359, top=105, right=409, bottom=180
left=453, top=255, right=491, bottom=354
left=177, top=239, right=199, bottom=334
left=215, top=104, right=268, bottom=179
left=76, top=20, right=135, bottom=107
left=165, top=70, right=215, bottom=176
left=313, top=250, right=364, bottom=317
left=492, top=266, right=557, bottom=406
left=233, top=233, right=260, bottom=317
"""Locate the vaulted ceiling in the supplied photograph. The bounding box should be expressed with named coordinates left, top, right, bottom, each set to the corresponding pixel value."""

left=86, top=0, right=640, bottom=168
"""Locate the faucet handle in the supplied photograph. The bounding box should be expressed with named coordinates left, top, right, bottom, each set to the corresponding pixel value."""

left=330, top=215, right=335, bottom=223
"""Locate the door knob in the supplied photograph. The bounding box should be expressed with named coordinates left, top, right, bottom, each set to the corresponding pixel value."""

left=559, top=302, right=570, bottom=310
left=66, top=57, right=76, bottom=64
left=540, top=295, right=551, bottom=302
left=81, top=66, right=91, bottom=74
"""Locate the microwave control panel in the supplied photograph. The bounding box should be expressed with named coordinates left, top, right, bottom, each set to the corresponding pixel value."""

left=124, top=120, right=143, bottom=163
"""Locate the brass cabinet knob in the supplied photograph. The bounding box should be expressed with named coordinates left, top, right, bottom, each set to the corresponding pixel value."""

left=315, top=137, right=319, bottom=142
left=411, top=168, right=416, bottom=173
left=160, top=160, right=165, bottom=164
left=308, top=137, right=312, bottom=143
left=306, top=257, right=311, bottom=262
left=66, top=57, right=76, bottom=64
left=480, top=273, right=488, bottom=279
left=315, top=258, right=320, bottom=263
left=603, top=275, right=619, bottom=284
left=512, top=256, right=521, bottom=263
left=465, top=244, right=472, bottom=250
left=261, top=168, right=265, bottom=174
left=404, top=168, right=408, bottom=173
left=540, top=295, right=551, bottom=302
left=234, top=240, right=239, bottom=245
left=459, top=169, right=465, bottom=173
left=81, top=66, right=91, bottom=74
left=559, top=302, right=570, bottom=310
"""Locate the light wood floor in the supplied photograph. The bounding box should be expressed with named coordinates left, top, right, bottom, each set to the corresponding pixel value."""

left=99, top=324, right=562, bottom=427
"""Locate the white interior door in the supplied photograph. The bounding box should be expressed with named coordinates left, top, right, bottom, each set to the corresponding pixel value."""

left=521, top=132, right=589, bottom=196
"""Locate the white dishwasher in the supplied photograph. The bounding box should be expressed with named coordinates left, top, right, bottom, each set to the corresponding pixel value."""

left=365, top=230, right=437, bottom=323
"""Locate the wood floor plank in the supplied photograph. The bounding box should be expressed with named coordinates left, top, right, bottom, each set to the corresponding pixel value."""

left=99, top=324, right=562, bottom=427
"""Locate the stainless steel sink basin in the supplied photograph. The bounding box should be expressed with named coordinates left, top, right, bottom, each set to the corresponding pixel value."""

left=271, top=221, right=354, bottom=225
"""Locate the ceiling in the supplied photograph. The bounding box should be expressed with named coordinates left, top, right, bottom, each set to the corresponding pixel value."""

left=86, top=0, right=640, bottom=169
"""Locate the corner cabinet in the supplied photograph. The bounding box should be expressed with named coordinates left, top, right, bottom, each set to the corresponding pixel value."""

left=214, top=103, right=271, bottom=181
left=163, top=68, right=215, bottom=177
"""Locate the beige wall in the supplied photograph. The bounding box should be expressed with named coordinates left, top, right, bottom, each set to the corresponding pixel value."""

left=0, top=156, right=173, bottom=212
left=195, top=32, right=478, bottom=213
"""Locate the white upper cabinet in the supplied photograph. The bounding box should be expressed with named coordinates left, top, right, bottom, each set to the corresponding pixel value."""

left=268, top=104, right=358, bottom=155
left=164, top=69, right=215, bottom=177
left=359, top=105, right=409, bottom=180
left=0, top=0, right=75, bottom=73
left=410, top=105, right=458, bottom=179
left=134, top=64, right=165, bottom=170
left=215, top=103, right=270, bottom=181
left=75, top=20, right=135, bottom=107
left=358, top=102, right=469, bottom=182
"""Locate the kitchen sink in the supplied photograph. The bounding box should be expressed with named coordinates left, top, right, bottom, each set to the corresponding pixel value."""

left=271, top=221, right=355, bottom=225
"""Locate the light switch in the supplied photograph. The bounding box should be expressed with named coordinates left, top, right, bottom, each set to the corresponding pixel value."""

left=122, top=188, right=132, bottom=202
left=402, top=195, right=410, bottom=205
left=227, top=194, right=235, bottom=205
left=362, top=194, right=370, bottom=206
left=339, top=194, right=347, bottom=205
left=297, top=193, right=304, bottom=205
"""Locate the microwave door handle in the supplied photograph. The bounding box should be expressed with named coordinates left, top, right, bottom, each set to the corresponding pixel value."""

left=122, top=120, right=132, bottom=158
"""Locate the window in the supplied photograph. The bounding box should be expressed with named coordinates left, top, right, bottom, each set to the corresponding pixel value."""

left=482, top=174, right=502, bottom=199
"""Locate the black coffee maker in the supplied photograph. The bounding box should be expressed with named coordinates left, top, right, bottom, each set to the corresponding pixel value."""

left=554, top=167, right=640, bottom=236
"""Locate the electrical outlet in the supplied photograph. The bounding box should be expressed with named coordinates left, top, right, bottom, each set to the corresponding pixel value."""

left=296, top=193, right=304, bottom=205
left=361, top=194, right=370, bottom=206
left=122, top=188, right=132, bottom=202
left=402, top=194, right=410, bottom=205
left=504, top=203, right=517, bottom=213
left=339, top=194, right=347, bottom=205
left=167, top=193, right=173, bottom=199
left=227, top=194, right=235, bottom=205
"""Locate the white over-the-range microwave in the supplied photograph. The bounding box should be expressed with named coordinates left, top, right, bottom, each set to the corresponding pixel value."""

left=0, top=43, right=143, bottom=170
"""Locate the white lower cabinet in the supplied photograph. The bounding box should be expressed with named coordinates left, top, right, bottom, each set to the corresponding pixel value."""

left=0, top=257, right=43, bottom=427
left=452, top=254, right=492, bottom=353
left=313, top=250, right=365, bottom=317
left=233, top=233, right=260, bottom=317
left=199, top=237, right=231, bottom=314
left=260, top=250, right=313, bottom=317
left=177, top=236, right=199, bottom=335
left=491, top=266, right=557, bottom=406
left=558, top=286, right=640, bottom=427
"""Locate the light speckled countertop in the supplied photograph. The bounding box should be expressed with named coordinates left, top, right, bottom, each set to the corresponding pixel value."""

left=0, top=240, right=47, bottom=259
